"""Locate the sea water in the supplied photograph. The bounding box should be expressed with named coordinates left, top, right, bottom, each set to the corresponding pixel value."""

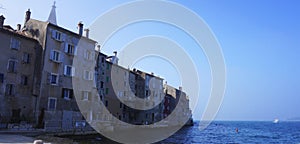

left=74, top=121, right=300, bottom=143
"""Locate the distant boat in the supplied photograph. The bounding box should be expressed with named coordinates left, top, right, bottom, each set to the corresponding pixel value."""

left=273, top=118, right=279, bottom=123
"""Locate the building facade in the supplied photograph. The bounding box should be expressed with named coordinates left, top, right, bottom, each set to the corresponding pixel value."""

left=0, top=15, right=42, bottom=126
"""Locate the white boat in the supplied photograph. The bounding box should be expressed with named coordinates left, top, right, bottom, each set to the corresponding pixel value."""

left=273, top=118, right=279, bottom=123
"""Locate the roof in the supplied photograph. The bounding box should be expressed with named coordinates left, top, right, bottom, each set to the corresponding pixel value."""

left=0, top=26, right=39, bottom=43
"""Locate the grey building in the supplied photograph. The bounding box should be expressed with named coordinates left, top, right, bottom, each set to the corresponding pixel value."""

left=0, top=15, right=42, bottom=126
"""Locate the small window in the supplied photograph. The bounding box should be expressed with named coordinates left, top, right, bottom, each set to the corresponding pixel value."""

left=50, top=50, right=62, bottom=63
left=106, top=63, right=110, bottom=70
left=100, top=81, right=104, bottom=88
left=62, top=88, right=73, bottom=100
left=64, top=43, right=76, bottom=55
left=48, top=97, right=57, bottom=110
left=22, top=53, right=31, bottom=64
left=105, top=100, right=108, bottom=107
left=10, top=38, right=20, bottom=50
left=52, top=30, right=65, bottom=41
left=21, top=75, right=28, bottom=86
left=50, top=73, right=59, bottom=85
left=64, top=65, right=75, bottom=77
left=84, top=50, right=95, bottom=60
left=82, top=91, right=91, bottom=101
left=119, top=102, right=123, bottom=109
left=0, top=73, right=4, bottom=83
left=101, top=57, right=104, bottom=63
left=106, top=76, right=109, bottom=82
left=5, top=84, right=15, bottom=96
left=7, top=59, right=17, bottom=73
left=84, top=70, right=93, bottom=80
left=105, top=88, right=109, bottom=94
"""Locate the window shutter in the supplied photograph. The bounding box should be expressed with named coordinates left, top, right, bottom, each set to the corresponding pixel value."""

left=52, top=30, right=56, bottom=39
left=84, top=50, right=88, bottom=59
left=59, top=53, right=64, bottom=62
left=89, top=71, right=93, bottom=80
left=17, top=40, right=20, bottom=49
left=50, top=50, right=54, bottom=60
left=47, top=73, right=51, bottom=84
left=74, top=46, right=78, bottom=56
left=88, top=92, right=92, bottom=101
left=64, top=65, right=67, bottom=75
left=71, top=67, right=75, bottom=77
left=61, top=33, right=66, bottom=42
left=64, top=43, right=68, bottom=53
left=91, top=52, right=95, bottom=60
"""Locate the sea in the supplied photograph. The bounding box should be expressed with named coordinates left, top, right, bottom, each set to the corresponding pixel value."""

left=71, top=121, right=300, bottom=144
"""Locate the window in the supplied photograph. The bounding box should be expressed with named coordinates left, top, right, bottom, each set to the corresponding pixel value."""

left=22, top=53, right=31, bottom=64
left=84, top=50, right=95, bottom=60
left=5, top=84, right=15, bottom=96
left=21, top=75, right=28, bottom=86
left=10, top=38, right=20, bottom=50
left=64, top=43, right=76, bottom=55
left=120, top=102, right=123, bottom=109
left=105, top=100, right=108, bottom=107
left=105, top=88, right=109, bottom=94
left=100, top=81, right=104, bottom=88
left=62, top=88, right=73, bottom=100
left=106, top=63, right=110, bottom=70
left=50, top=50, right=62, bottom=63
left=83, top=70, right=93, bottom=80
left=64, top=65, right=75, bottom=77
left=52, top=30, right=65, bottom=41
left=7, top=59, right=17, bottom=73
left=48, top=97, right=57, bottom=110
left=0, top=73, right=3, bottom=83
left=101, top=57, right=104, bottom=63
left=50, top=73, right=59, bottom=85
left=106, top=76, right=109, bottom=82
left=82, top=91, right=91, bottom=101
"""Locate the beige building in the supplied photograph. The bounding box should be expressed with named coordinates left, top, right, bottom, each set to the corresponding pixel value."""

left=23, top=5, right=98, bottom=131
left=0, top=15, right=42, bottom=125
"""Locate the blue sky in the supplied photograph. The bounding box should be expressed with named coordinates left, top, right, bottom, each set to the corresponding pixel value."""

left=0, top=0, right=299, bottom=121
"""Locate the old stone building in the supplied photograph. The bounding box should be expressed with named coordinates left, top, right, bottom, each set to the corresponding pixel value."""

left=22, top=4, right=98, bottom=131
left=0, top=15, right=42, bottom=125
left=164, top=84, right=193, bottom=126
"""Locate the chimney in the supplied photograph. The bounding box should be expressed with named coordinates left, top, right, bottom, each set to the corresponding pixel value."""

left=78, top=22, right=83, bottom=36
left=113, top=51, right=117, bottom=56
left=84, top=29, right=89, bottom=38
left=24, top=9, right=31, bottom=25
left=97, top=45, right=101, bottom=52
left=179, top=86, right=182, bottom=91
left=17, top=24, right=21, bottom=31
left=0, top=15, right=5, bottom=29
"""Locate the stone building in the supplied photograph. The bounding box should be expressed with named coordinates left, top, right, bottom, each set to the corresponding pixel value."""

left=0, top=15, right=42, bottom=125
left=95, top=51, right=165, bottom=125
left=22, top=4, right=98, bottom=131
left=163, top=84, right=193, bottom=126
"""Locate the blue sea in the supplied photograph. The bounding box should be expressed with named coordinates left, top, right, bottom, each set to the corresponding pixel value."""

left=73, top=121, right=300, bottom=143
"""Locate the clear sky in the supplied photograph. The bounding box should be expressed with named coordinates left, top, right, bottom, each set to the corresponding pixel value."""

left=0, top=0, right=299, bottom=121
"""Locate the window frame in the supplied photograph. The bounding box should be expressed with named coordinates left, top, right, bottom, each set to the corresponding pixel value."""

left=7, top=59, right=18, bottom=73
left=50, top=50, right=62, bottom=63
left=50, top=73, right=59, bottom=85
left=10, top=37, right=20, bottom=50
left=48, top=97, right=57, bottom=110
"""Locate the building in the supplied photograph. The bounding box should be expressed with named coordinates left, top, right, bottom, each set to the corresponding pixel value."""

left=164, top=84, right=193, bottom=126
left=22, top=4, right=98, bottom=131
left=0, top=15, right=42, bottom=126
